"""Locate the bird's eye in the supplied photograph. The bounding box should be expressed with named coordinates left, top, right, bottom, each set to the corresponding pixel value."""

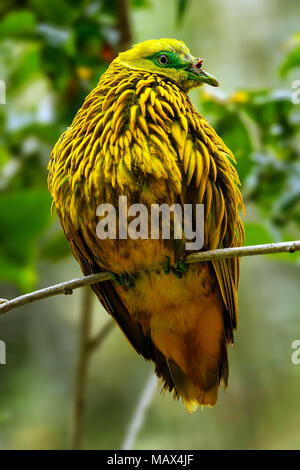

left=157, top=54, right=169, bottom=66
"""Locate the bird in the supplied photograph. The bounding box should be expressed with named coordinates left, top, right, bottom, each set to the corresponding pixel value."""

left=48, top=38, right=244, bottom=412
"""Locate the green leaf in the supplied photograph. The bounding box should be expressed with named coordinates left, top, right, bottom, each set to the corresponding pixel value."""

left=10, top=44, right=42, bottom=90
left=39, top=231, right=71, bottom=261
left=0, top=10, right=36, bottom=38
left=0, top=189, right=52, bottom=291
left=131, top=0, right=151, bottom=8
left=0, top=256, right=36, bottom=292
left=279, top=34, right=300, bottom=77
left=0, top=145, right=9, bottom=169
left=215, top=113, right=254, bottom=183
left=29, top=0, right=79, bottom=25
left=244, top=223, right=300, bottom=263
left=244, top=222, right=274, bottom=246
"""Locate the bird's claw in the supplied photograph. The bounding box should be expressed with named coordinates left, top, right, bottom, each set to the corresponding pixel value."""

left=172, top=259, right=189, bottom=278
left=163, top=258, right=189, bottom=279
left=163, top=258, right=171, bottom=274
left=110, top=272, right=136, bottom=289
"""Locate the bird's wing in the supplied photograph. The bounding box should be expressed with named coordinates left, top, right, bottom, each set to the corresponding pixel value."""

left=174, top=111, right=245, bottom=341
left=59, top=217, right=153, bottom=357
left=58, top=214, right=177, bottom=390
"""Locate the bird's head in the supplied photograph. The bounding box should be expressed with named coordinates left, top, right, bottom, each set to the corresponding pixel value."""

left=116, top=38, right=219, bottom=92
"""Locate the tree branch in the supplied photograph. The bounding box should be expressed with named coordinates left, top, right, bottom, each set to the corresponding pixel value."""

left=116, top=0, right=132, bottom=52
left=0, top=240, right=299, bottom=315
left=121, top=373, right=158, bottom=450
left=87, top=320, right=115, bottom=352
left=71, top=294, right=115, bottom=449
left=185, top=240, right=300, bottom=263
left=71, top=287, right=93, bottom=450
left=0, top=271, right=111, bottom=314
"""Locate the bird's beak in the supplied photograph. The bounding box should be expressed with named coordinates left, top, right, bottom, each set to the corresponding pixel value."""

left=186, top=58, right=219, bottom=87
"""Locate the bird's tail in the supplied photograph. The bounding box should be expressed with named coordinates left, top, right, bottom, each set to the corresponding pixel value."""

left=166, top=350, right=228, bottom=413
left=152, top=304, right=229, bottom=413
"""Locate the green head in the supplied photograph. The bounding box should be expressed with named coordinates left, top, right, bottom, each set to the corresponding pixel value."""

left=116, top=38, right=218, bottom=92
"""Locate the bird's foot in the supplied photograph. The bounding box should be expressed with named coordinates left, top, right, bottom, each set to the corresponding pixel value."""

left=172, top=259, right=189, bottom=279
left=163, top=258, right=189, bottom=279
left=163, top=257, right=171, bottom=275
left=110, top=272, right=136, bottom=289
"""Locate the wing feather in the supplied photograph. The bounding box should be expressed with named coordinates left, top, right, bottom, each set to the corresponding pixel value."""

left=179, top=109, right=244, bottom=340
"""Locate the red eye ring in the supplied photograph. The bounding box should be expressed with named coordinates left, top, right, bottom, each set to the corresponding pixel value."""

left=195, top=58, right=203, bottom=69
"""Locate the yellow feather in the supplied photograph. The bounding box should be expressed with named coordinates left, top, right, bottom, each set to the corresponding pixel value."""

left=161, top=100, right=175, bottom=118
left=210, top=155, right=217, bottom=182
left=204, top=179, right=213, bottom=221
left=183, top=139, right=193, bottom=174
left=138, top=115, right=149, bottom=135
left=154, top=99, right=170, bottom=121
left=139, top=87, right=151, bottom=115
left=198, top=140, right=210, bottom=177
left=129, top=105, right=139, bottom=132
left=186, top=149, right=196, bottom=185
left=180, top=114, right=188, bottom=133
left=147, top=104, right=158, bottom=123
left=195, top=149, right=203, bottom=188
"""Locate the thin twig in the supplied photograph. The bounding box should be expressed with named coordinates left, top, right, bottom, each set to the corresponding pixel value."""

left=121, top=373, right=158, bottom=450
left=71, top=287, right=93, bottom=450
left=116, top=0, right=132, bottom=51
left=87, top=320, right=115, bottom=352
left=70, top=295, right=114, bottom=449
left=0, top=240, right=299, bottom=315
left=0, top=271, right=111, bottom=315
left=71, top=295, right=115, bottom=450
left=185, top=240, right=300, bottom=263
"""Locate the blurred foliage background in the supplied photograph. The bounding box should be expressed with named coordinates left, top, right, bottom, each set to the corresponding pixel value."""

left=0, top=0, right=300, bottom=450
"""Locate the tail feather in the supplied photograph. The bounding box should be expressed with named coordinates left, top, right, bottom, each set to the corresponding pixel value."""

left=167, top=341, right=228, bottom=412
left=151, top=309, right=230, bottom=412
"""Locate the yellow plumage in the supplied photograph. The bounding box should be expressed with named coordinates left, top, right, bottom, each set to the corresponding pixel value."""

left=48, top=39, right=244, bottom=412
